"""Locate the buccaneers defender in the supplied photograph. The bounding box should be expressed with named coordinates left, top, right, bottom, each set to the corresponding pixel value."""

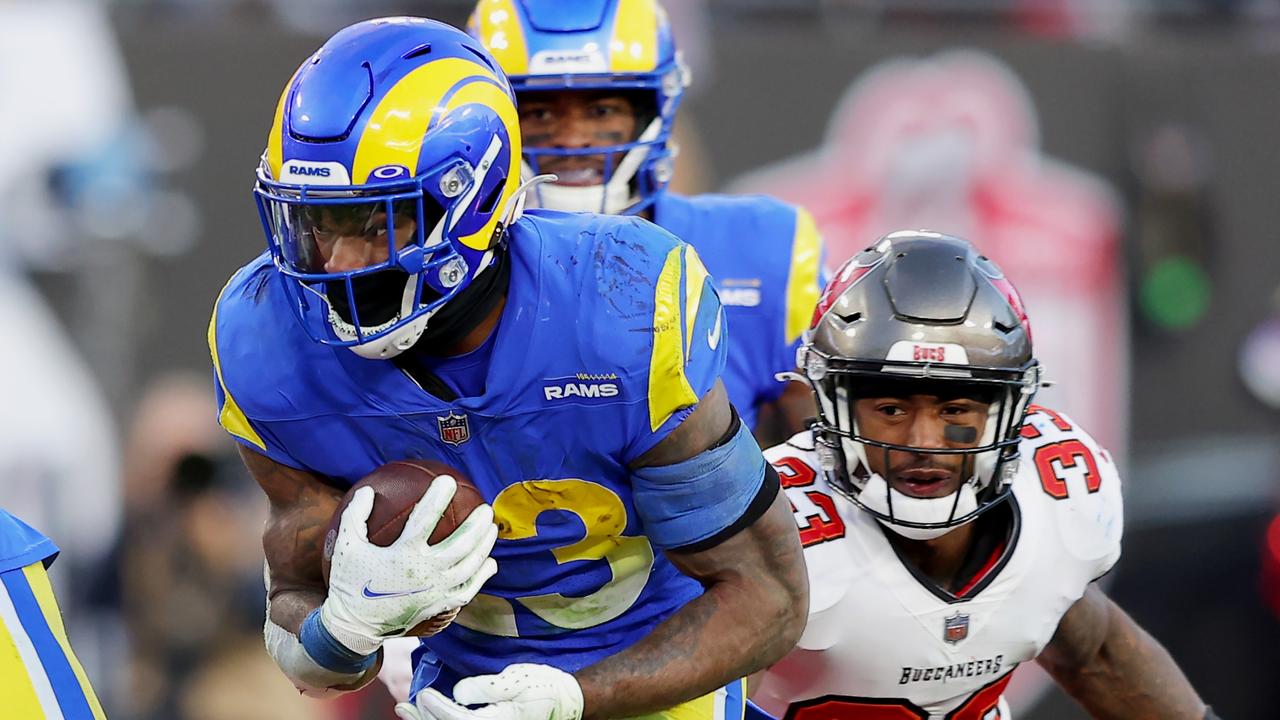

left=753, top=231, right=1213, bottom=720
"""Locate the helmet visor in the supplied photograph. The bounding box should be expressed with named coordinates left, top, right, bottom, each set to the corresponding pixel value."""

left=261, top=194, right=446, bottom=276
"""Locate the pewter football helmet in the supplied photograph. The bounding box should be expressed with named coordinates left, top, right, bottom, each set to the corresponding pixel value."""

left=799, top=230, right=1041, bottom=539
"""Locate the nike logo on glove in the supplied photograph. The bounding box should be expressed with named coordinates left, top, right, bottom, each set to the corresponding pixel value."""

left=362, top=581, right=431, bottom=599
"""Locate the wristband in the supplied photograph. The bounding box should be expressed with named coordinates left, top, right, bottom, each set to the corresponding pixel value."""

left=300, top=608, right=377, bottom=674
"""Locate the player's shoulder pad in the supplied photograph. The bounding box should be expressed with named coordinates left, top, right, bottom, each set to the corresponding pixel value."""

left=762, top=429, right=819, bottom=466
left=1017, top=405, right=1124, bottom=580
left=207, top=253, right=318, bottom=449
left=0, top=508, right=57, bottom=573
left=764, top=432, right=856, bottom=621
left=673, top=192, right=806, bottom=270
left=530, top=210, right=727, bottom=436
left=667, top=193, right=823, bottom=347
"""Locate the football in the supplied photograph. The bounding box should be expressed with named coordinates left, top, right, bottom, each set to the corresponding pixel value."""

left=321, top=459, right=486, bottom=635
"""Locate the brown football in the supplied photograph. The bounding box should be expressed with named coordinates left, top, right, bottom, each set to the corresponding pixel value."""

left=321, top=459, right=486, bottom=636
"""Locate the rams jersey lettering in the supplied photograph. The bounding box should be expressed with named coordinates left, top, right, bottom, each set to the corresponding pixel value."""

left=209, top=210, right=728, bottom=678
left=653, top=193, right=824, bottom=431
left=755, top=406, right=1123, bottom=720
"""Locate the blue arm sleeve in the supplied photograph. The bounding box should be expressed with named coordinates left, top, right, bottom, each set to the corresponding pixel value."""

left=631, top=417, right=780, bottom=552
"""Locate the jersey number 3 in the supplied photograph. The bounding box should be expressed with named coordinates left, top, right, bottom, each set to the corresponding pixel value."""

left=775, top=457, right=846, bottom=547
left=454, top=479, right=655, bottom=637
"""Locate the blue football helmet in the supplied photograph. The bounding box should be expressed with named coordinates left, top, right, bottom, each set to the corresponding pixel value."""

left=467, top=0, right=688, bottom=215
left=255, top=17, right=523, bottom=359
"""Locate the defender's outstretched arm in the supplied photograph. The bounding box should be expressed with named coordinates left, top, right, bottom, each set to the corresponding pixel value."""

left=1037, top=583, right=1208, bottom=720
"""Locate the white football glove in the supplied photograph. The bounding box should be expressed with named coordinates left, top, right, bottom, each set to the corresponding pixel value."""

left=394, top=664, right=584, bottom=720
left=321, top=479, right=499, bottom=656
left=378, top=636, right=421, bottom=702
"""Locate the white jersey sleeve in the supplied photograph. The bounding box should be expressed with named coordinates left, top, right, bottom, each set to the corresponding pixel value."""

left=763, top=433, right=856, bottom=623
left=1017, top=404, right=1124, bottom=582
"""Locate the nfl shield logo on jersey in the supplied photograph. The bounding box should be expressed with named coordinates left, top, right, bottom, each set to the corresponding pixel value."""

left=944, top=612, right=970, bottom=644
left=437, top=412, right=470, bottom=446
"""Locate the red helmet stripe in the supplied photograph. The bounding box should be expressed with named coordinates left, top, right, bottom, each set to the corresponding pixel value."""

left=988, top=274, right=1032, bottom=343
left=810, top=254, right=881, bottom=328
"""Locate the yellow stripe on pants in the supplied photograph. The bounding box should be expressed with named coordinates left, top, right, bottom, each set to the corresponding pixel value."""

left=624, top=678, right=743, bottom=720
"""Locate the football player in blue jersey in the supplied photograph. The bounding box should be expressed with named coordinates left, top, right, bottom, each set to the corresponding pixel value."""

left=0, top=509, right=106, bottom=719
left=209, top=17, right=807, bottom=720
left=466, top=0, right=825, bottom=444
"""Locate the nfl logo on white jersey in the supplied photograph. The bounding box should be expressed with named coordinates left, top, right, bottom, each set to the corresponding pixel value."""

left=944, top=613, right=970, bottom=644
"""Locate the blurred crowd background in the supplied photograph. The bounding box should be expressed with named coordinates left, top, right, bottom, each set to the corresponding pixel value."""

left=2, top=0, right=1279, bottom=718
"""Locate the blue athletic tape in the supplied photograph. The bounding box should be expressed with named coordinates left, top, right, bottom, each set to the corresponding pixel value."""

left=299, top=608, right=377, bottom=674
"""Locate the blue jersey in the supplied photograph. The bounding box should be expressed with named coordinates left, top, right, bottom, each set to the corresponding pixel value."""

left=0, top=509, right=57, bottom=574
left=210, top=210, right=729, bottom=676
left=653, top=193, right=824, bottom=430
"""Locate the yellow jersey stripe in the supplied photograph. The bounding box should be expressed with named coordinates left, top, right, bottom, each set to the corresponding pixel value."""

left=648, top=245, right=698, bottom=432
left=0, top=569, right=56, bottom=719
left=609, top=0, right=659, bottom=72
left=468, top=0, right=530, bottom=75
left=352, top=58, right=499, bottom=185
left=23, top=566, right=105, bottom=720
left=682, top=246, right=710, bottom=357
left=207, top=279, right=267, bottom=450
left=783, top=207, right=823, bottom=345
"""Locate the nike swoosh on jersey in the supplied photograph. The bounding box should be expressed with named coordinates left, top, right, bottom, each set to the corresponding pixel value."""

left=361, top=581, right=431, bottom=599
left=708, top=308, right=723, bottom=351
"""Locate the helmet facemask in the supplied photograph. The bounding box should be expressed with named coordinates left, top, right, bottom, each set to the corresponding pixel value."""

left=256, top=143, right=506, bottom=360
left=513, top=63, right=686, bottom=215
left=804, top=346, right=1039, bottom=540
left=256, top=18, right=525, bottom=359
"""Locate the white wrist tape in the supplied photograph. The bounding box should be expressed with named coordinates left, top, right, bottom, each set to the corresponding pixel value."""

left=264, top=617, right=371, bottom=698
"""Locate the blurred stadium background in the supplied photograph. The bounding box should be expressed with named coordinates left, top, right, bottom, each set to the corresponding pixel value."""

left=2, top=0, right=1279, bottom=718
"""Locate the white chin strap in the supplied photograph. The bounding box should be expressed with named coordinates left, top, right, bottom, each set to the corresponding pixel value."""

left=324, top=274, right=437, bottom=361
left=522, top=118, right=662, bottom=215
left=856, top=472, right=980, bottom=541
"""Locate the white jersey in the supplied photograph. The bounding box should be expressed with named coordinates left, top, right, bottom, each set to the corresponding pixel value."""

left=755, top=406, right=1123, bottom=720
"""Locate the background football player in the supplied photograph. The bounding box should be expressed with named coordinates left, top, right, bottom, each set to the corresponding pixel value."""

left=751, top=231, right=1213, bottom=720
left=467, top=0, right=824, bottom=443
left=209, top=17, right=807, bottom=720
left=0, top=508, right=107, bottom=719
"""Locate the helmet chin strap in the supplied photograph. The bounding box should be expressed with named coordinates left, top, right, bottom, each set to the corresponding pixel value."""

left=328, top=274, right=436, bottom=360
left=829, top=383, right=994, bottom=539
left=856, top=472, right=980, bottom=541
left=522, top=118, right=663, bottom=215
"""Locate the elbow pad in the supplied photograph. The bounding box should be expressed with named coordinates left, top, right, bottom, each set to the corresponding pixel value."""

left=632, top=416, right=780, bottom=552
